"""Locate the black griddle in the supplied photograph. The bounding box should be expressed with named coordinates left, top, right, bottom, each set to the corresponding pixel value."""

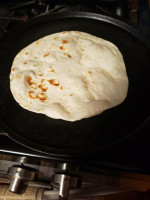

left=0, top=12, right=150, bottom=157
left=0, top=1, right=150, bottom=173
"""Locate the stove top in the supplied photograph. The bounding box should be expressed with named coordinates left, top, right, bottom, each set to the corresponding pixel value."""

left=0, top=0, right=150, bottom=173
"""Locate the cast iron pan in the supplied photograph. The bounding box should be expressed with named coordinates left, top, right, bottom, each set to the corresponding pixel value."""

left=0, top=12, right=150, bottom=157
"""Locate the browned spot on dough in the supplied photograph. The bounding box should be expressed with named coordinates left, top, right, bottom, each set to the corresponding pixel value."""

left=15, top=74, right=21, bottom=79
left=92, top=81, right=95, bottom=84
left=48, top=79, right=59, bottom=86
left=33, top=63, right=39, bottom=67
left=65, top=47, right=70, bottom=51
left=28, top=91, right=36, bottom=99
left=38, top=84, right=48, bottom=92
left=83, top=80, right=88, bottom=88
left=25, top=52, right=29, bottom=55
left=41, top=79, right=45, bottom=84
left=67, top=54, right=71, bottom=58
left=70, top=94, right=73, bottom=96
left=88, top=71, right=92, bottom=74
left=26, top=76, right=37, bottom=89
left=49, top=66, right=55, bottom=73
left=61, top=40, right=69, bottom=44
left=49, top=70, right=55, bottom=73
left=64, top=53, right=72, bottom=58
left=36, top=93, right=47, bottom=102
left=34, top=57, right=37, bottom=59
left=12, top=68, right=15, bottom=71
left=24, top=62, right=27, bottom=64
left=26, top=76, right=32, bottom=83
left=60, top=86, right=63, bottom=90
left=39, top=79, right=48, bottom=92
left=35, top=41, right=40, bottom=45
left=53, top=37, right=58, bottom=40
left=62, top=31, right=66, bottom=34
left=60, top=46, right=65, bottom=50
left=30, top=82, right=37, bottom=89
left=18, top=51, right=23, bottom=55
left=82, top=49, right=84, bottom=51
left=38, top=74, right=43, bottom=76
left=43, top=53, right=50, bottom=57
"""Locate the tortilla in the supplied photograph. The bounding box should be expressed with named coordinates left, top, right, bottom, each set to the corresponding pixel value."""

left=10, top=31, right=128, bottom=121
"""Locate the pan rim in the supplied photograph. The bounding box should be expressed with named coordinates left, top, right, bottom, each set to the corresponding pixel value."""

left=0, top=11, right=149, bottom=49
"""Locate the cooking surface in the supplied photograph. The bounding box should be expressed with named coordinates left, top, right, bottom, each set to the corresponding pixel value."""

left=1, top=120, right=150, bottom=173
left=0, top=0, right=150, bottom=172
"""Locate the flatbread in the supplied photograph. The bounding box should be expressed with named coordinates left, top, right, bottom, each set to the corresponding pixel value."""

left=10, top=31, right=128, bottom=121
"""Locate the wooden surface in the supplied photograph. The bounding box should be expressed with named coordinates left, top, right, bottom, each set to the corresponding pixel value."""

left=0, top=185, right=44, bottom=200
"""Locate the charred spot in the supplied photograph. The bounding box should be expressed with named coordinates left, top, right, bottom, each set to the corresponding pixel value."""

left=43, top=53, right=50, bottom=57
left=48, top=79, right=59, bottom=86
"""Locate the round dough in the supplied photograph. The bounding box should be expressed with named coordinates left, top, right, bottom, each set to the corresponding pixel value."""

left=10, top=31, right=128, bottom=121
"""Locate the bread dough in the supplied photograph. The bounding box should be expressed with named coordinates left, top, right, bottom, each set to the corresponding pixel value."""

left=10, top=31, right=128, bottom=121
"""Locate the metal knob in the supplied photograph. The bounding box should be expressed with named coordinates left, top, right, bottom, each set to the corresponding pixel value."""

left=7, top=165, right=37, bottom=194
left=52, top=171, right=81, bottom=200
